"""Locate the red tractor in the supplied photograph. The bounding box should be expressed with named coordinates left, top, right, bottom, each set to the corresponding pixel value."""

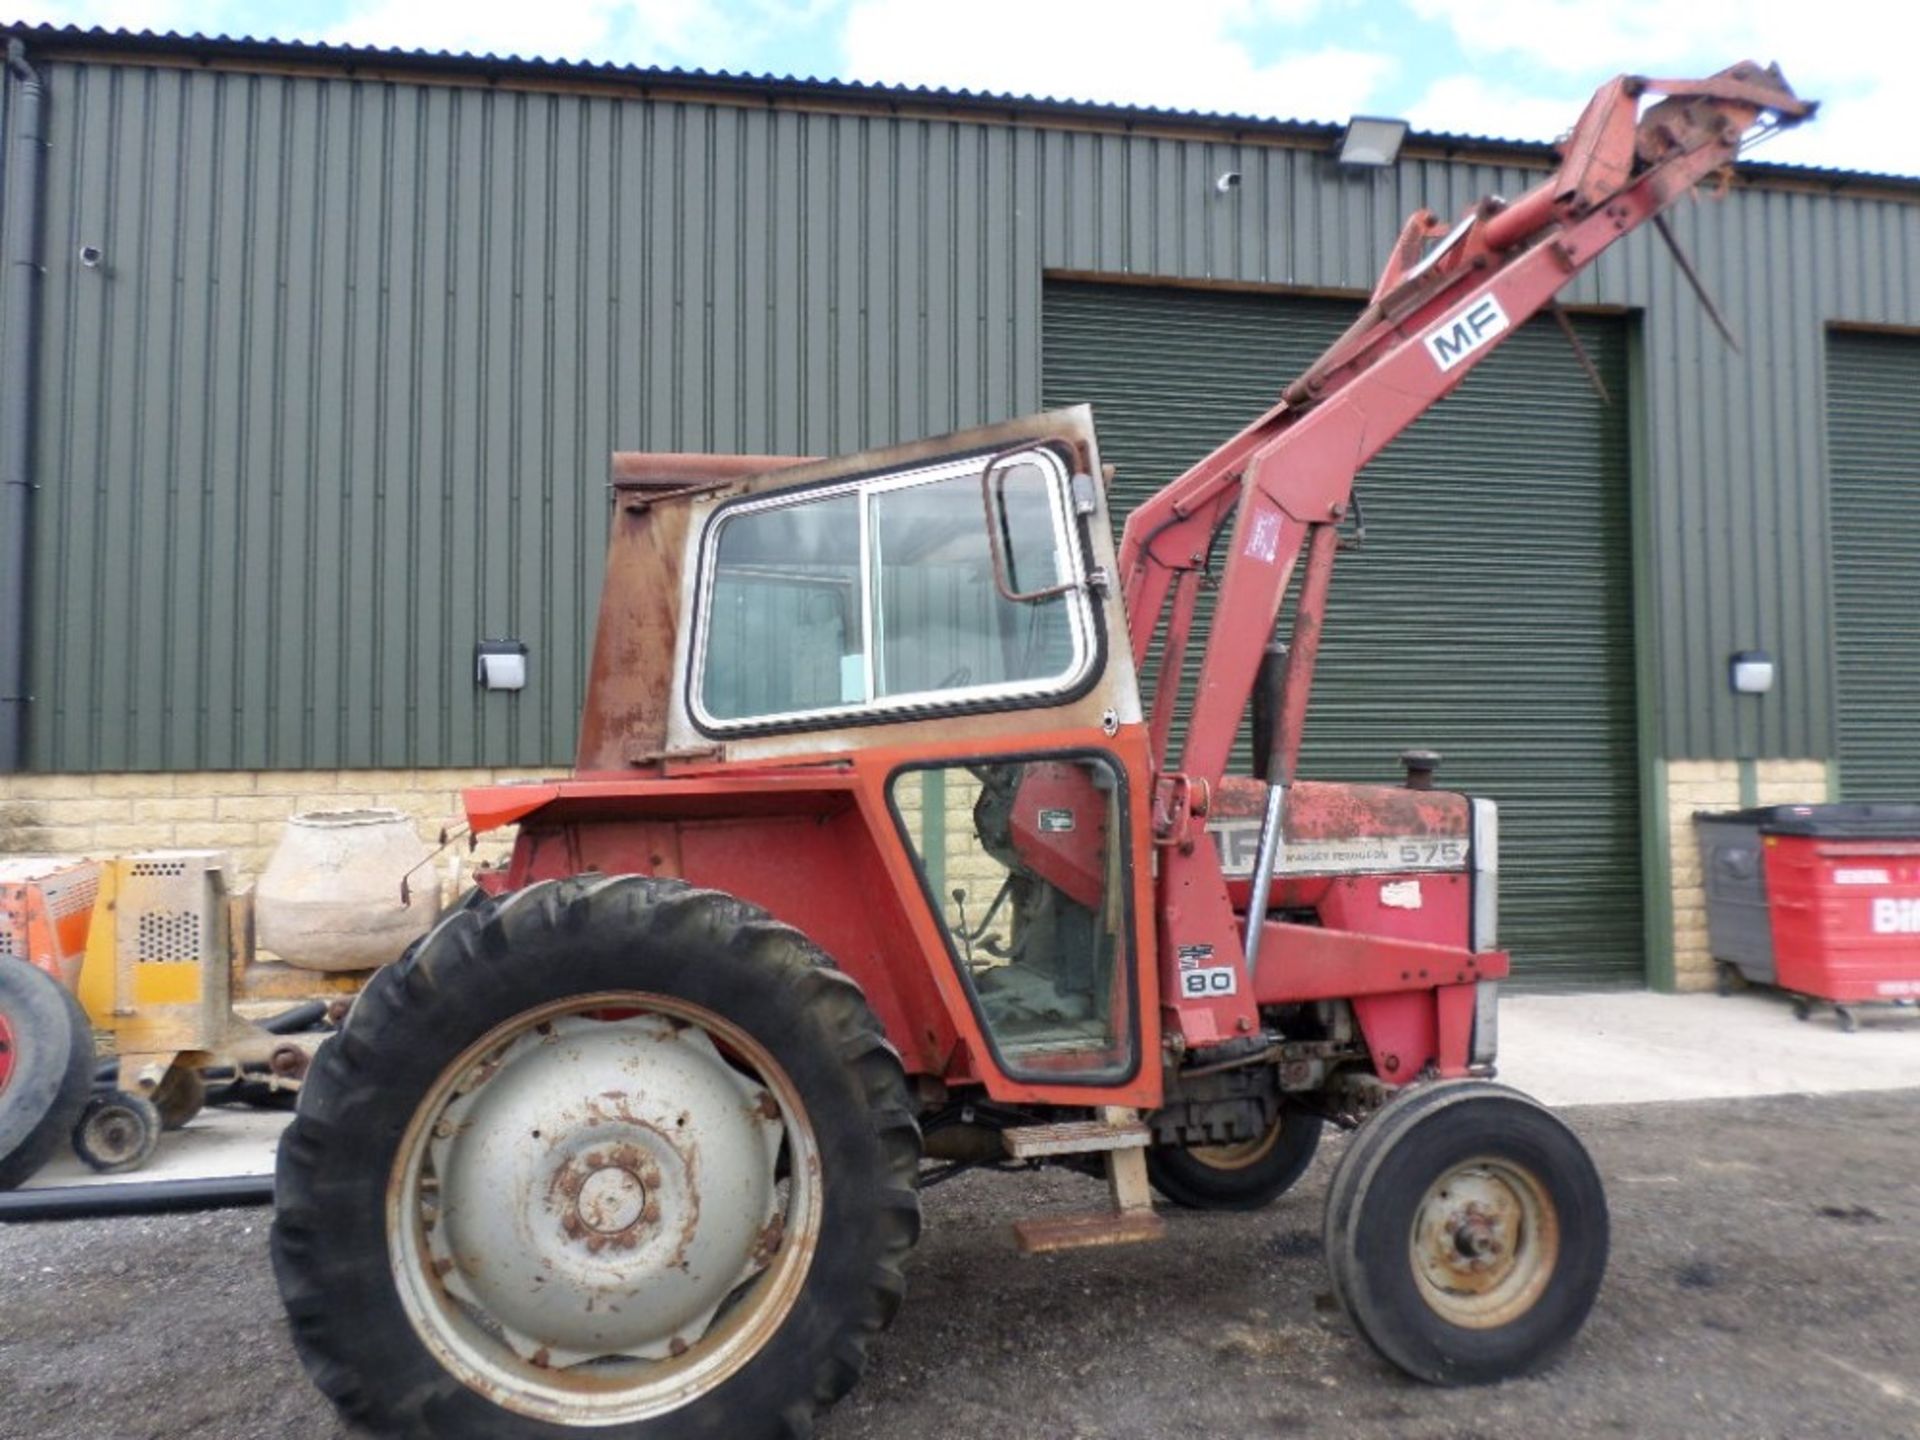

left=272, top=64, right=1811, bottom=1438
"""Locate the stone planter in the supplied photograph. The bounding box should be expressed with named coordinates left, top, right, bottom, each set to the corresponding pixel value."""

left=255, top=809, right=443, bottom=972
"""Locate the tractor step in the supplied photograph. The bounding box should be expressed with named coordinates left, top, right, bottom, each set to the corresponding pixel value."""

left=1008, top=1108, right=1163, bottom=1254
left=1001, top=1119, right=1151, bottom=1159
left=1012, top=1208, right=1166, bottom=1254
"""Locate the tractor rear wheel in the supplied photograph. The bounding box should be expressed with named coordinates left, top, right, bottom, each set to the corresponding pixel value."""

left=0, top=959, right=96, bottom=1190
left=1324, top=1080, right=1607, bottom=1385
left=272, top=875, right=922, bottom=1439
left=1146, top=1104, right=1322, bottom=1210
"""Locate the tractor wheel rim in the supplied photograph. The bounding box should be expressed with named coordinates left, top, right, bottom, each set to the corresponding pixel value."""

left=388, top=991, right=822, bottom=1426
left=0, top=1008, right=16, bottom=1097
left=1187, top=1115, right=1285, bottom=1171
left=1408, top=1156, right=1559, bottom=1329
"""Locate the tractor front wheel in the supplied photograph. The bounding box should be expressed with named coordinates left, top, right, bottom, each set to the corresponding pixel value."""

left=1324, top=1080, right=1607, bottom=1385
left=1146, top=1104, right=1322, bottom=1211
left=272, top=875, right=922, bottom=1439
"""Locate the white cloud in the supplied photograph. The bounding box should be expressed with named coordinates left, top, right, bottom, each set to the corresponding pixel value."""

left=318, top=0, right=624, bottom=61
left=1405, top=0, right=1919, bottom=173
left=1405, top=73, right=1584, bottom=145
left=840, top=0, right=1394, bottom=122
left=1403, top=0, right=1910, bottom=79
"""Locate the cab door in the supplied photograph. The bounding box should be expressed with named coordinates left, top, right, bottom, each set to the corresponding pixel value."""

left=658, top=409, right=1159, bottom=1102
left=889, top=751, right=1142, bottom=1086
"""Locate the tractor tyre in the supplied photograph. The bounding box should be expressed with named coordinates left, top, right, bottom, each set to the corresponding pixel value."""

left=0, top=959, right=96, bottom=1190
left=1324, top=1080, right=1608, bottom=1385
left=1322, top=1079, right=1482, bottom=1318
left=1146, top=1104, right=1322, bottom=1211
left=272, top=874, right=923, bottom=1440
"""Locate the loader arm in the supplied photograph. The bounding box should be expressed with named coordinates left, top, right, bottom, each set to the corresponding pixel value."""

left=1120, top=61, right=1811, bottom=1020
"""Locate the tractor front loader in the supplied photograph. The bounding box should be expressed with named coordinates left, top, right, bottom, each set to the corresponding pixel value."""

left=272, top=63, right=1812, bottom=1438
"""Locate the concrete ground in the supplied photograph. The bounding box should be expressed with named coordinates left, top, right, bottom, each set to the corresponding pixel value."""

left=1497, top=988, right=1920, bottom=1107
left=2, top=1088, right=1917, bottom=1440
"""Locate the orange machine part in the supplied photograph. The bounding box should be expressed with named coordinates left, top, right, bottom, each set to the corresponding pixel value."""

left=0, top=857, right=101, bottom=992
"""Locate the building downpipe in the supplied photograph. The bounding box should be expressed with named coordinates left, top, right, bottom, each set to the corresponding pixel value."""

left=1, top=38, right=44, bottom=772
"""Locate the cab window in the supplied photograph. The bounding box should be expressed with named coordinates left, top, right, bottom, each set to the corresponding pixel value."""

left=695, top=449, right=1094, bottom=729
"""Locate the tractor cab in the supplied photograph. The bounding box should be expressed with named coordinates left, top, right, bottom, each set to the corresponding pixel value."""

left=473, top=408, right=1163, bottom=1106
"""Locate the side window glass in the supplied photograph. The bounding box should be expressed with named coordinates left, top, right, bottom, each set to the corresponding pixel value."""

left=870, top=469, right=1078, bottom=699
left=890, top=755, right=1135, bottom=1083
left=701, top=492, right=864, bottom=722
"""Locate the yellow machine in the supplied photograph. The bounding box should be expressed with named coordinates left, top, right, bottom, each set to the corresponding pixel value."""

left=1, top=847, right=372, bottom=1185
left=78, top=852, right=233, bottom=1078
left=62, top=851, right=350, bottom=1171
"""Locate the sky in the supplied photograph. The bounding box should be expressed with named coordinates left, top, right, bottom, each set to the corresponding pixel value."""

left=9, top=0, right=1915, bottom=176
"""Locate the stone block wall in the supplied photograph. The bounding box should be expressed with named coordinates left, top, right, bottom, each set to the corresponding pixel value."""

left=0, top=768, right=554, bottom=883
left=891, top=768, right=1017, bottom=952
left=1665, top=758, right=1831, bottom=991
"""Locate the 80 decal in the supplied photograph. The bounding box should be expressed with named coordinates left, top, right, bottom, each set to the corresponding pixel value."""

left=1176, top=944, right=1240, bottom=998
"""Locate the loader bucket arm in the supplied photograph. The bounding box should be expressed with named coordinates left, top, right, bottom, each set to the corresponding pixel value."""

left=1119, top=61, right=1811, bottom=793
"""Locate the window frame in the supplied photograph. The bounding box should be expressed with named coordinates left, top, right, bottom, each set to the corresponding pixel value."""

left=687, top=444, right=1102, bottom=736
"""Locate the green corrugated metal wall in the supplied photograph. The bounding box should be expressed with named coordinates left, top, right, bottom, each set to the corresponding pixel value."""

left=1043, top=282, right=1642, bottom=987
left=22, top=60, right=1037, bottom=771
left=8, top=45, right=1920, bottom=772
left=1828, top=329, right=1920, bottom=799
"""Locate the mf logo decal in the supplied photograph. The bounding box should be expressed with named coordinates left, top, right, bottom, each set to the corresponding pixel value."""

left=1872, top=898, right=1920, bottom=934
left=1425, top=295, right=1510, bottom=372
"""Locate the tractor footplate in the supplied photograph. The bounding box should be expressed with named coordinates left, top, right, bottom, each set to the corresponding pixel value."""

left=1001, top=1119, right=1151, bottom=1159
left=1013, top=1209, right=1167, bottom=1254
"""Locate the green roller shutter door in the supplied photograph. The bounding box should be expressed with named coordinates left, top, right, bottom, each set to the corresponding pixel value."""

left=1829, top=330, right=1920, bottom=800
left=1043, top=281, right=1643, bottom=989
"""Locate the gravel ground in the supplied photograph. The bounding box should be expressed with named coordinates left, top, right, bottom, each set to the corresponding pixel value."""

left=2, top=1089, right=1917, bottom=1440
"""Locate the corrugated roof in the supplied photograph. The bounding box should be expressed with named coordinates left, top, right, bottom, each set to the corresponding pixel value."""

left=3, top=21, right=1914, bottom=192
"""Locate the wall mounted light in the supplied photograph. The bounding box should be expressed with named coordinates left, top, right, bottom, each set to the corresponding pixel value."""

left=1337, top=116, right=1409, bottom=168
left=1729, top=649, right=1774, bottom=695
left=1214, top=170, right=1242, bottom=194
left=476, top=638, right=529, bottom=692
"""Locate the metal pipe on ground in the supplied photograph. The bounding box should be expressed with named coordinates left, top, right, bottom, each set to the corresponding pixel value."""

left=1, top=39, right=46, bottom=771
left=0, top=1174, right=274, bottom=1222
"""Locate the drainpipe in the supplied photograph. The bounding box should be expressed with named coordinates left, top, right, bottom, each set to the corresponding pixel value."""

left=1, top=38, right=45, bottom=772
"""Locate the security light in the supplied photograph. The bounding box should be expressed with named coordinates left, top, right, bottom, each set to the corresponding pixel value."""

left=476, top=638, right=529, bottom=692
left=1338, top=116, right=1409, bottom=168
left=1729, top=649, right=1774, bottom=694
